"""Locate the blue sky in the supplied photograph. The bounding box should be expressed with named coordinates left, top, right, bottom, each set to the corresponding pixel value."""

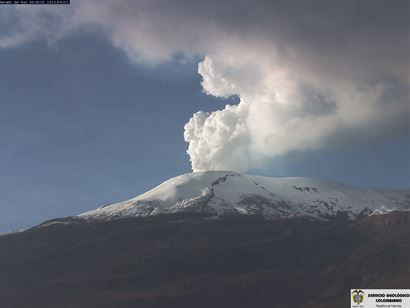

left=0, top=1, right=409, bottom=232
left=0, top=35, right=226, bottom=231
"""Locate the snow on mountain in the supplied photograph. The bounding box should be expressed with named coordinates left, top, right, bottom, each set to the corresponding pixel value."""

left=79, top=171, right=410, bottom=221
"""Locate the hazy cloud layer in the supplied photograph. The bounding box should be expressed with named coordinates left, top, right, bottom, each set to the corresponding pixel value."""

left=2, top=0, right=409, bottom=172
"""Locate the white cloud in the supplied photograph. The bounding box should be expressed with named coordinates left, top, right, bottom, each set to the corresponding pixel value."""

left=1, top=0, right=408, bottom=172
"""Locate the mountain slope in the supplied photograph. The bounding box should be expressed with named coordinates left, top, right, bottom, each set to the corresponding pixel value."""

left=1, top=212, right=410, bottom=308
left=1, top=172, right=410, bottom=307
left=79, top=171, right=410, bottom=221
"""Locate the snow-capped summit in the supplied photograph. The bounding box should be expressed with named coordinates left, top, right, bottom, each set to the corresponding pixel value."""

left=79, top=171, right=410, bottom=221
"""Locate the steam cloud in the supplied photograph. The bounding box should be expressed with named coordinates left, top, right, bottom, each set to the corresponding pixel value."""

left=2, top=1, right=409, bottom=172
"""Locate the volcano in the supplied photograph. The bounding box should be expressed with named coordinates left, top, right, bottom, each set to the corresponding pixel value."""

left=1, top=172, right=409, bottom=308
